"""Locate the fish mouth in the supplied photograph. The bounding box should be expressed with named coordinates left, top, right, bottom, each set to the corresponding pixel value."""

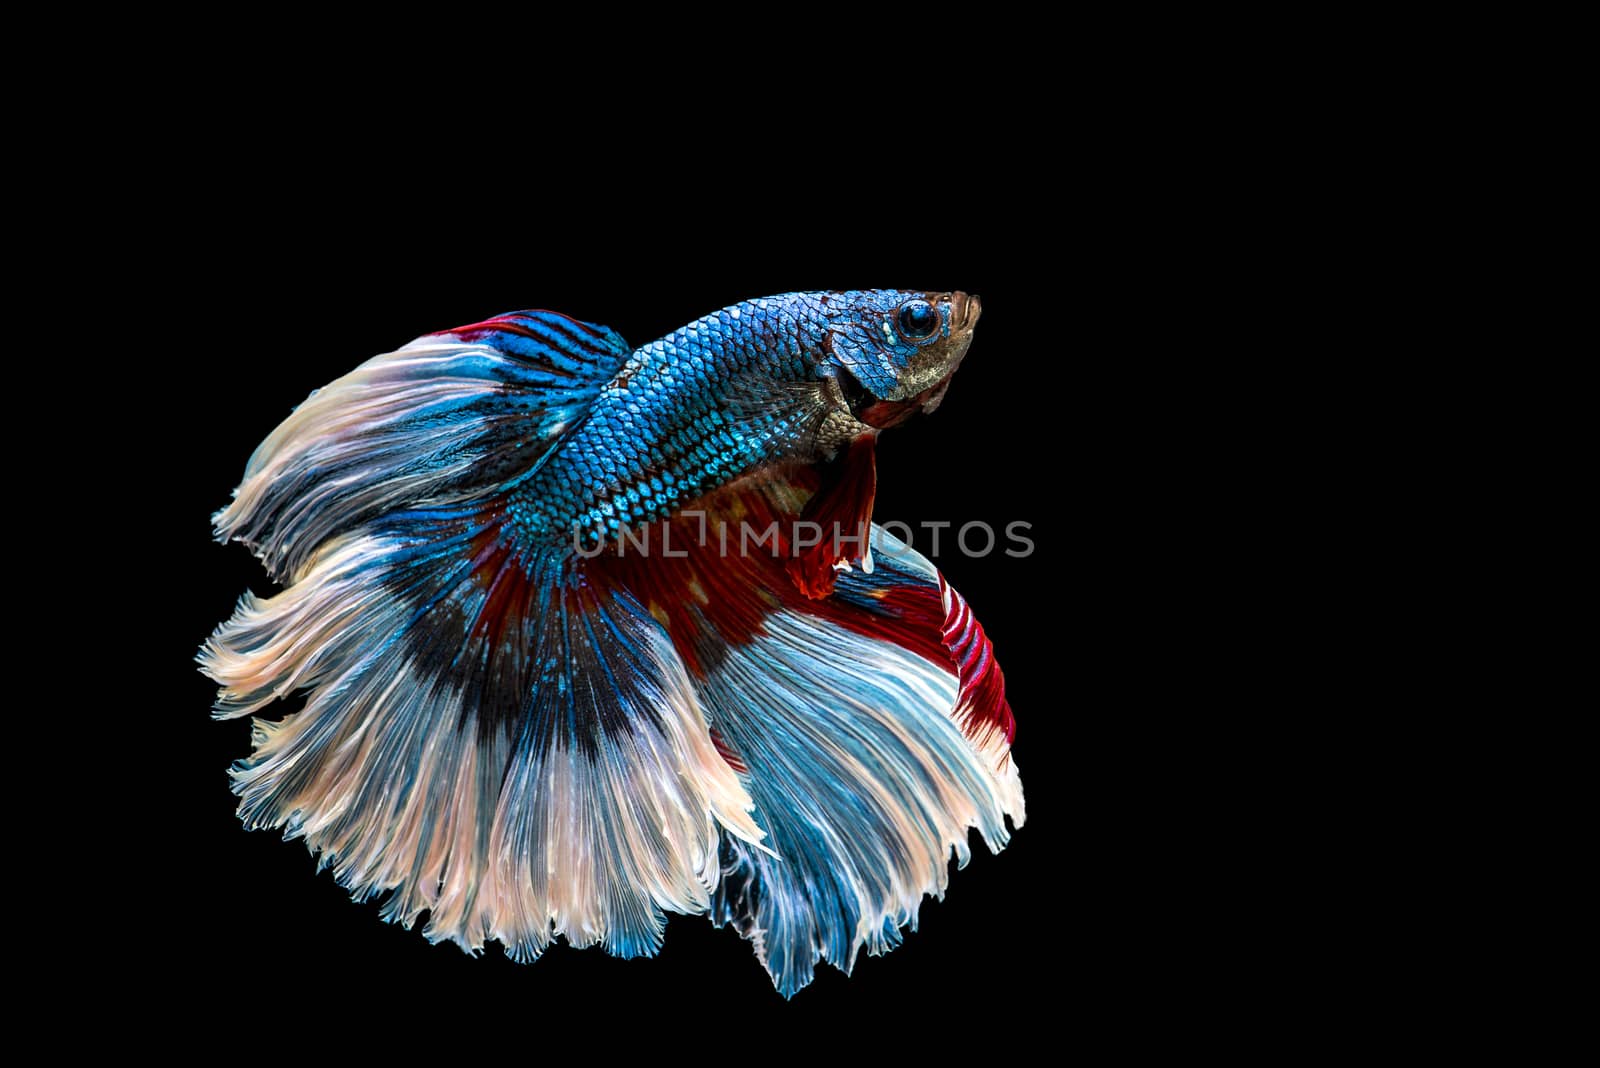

left=951, top=291, right=981, bottom=332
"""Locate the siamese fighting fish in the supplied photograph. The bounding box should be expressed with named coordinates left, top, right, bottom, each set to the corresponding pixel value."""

left=202, top=290, right=1023, bottom=997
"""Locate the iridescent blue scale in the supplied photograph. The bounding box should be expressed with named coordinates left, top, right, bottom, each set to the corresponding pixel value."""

left=507, top=294, right=829, bottom=550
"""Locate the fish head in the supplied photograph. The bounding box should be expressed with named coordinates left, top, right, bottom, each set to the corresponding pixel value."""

left=817, top=289, right=981, bottom=430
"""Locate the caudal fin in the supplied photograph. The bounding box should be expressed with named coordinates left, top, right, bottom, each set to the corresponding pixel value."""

left=202, top=313, right=765, bottom=958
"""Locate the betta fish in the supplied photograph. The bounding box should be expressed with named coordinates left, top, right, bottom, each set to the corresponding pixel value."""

left=201, top=289, right=1023, bottom=996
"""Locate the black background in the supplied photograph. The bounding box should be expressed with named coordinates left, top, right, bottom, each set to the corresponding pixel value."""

left=143, top=179, right=1116, bottom=1034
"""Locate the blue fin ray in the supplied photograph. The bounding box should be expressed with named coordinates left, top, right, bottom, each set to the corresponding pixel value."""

left=213, top=312, right=630, bottom=580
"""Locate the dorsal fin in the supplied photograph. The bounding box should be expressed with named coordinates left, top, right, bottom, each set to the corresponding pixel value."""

left=213, top=310, right=630, bottom=579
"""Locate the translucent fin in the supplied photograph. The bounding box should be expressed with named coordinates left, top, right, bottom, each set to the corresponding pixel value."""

left=200, top=511, right=763, bottom=959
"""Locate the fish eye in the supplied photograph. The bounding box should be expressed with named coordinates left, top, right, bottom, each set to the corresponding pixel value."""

left=896, top=300, right=939, bottom=342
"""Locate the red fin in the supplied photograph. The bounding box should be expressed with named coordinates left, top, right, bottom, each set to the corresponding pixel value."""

left=591, top=484, right=792, bottom=679
left=709, top=727, right=748, bottom=774
left=465, top=523, right=538, bottom=653
left=784, top=436, right=877, bottom=599
left=586, top=458, right=882, bottom=678
left=939, top=577, right=1016, bottom=748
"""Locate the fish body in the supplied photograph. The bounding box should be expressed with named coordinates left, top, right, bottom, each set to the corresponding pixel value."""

left=497, top=290, right=978, bottom=545
left=203, top=289, right=1021, bottom=996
